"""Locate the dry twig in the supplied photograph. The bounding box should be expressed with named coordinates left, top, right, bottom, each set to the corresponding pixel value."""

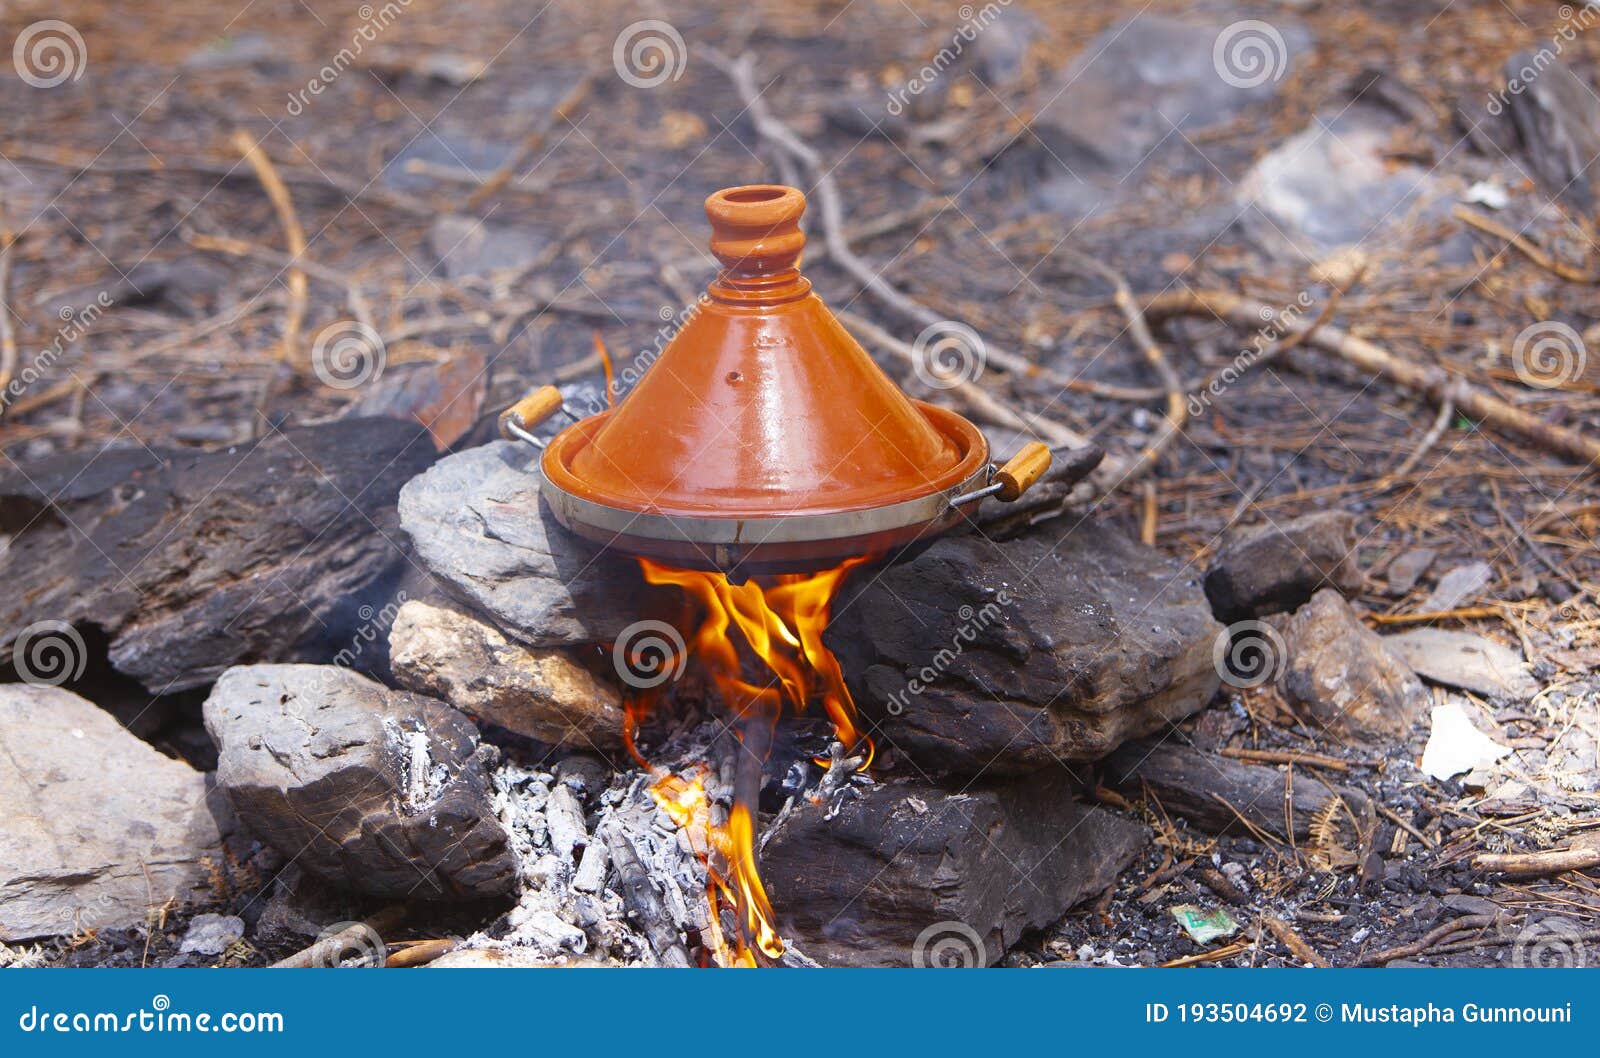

left=231, top=131, right=308, bottom=365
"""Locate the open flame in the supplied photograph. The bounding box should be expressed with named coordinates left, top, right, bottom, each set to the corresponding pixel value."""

left=621, top=555, right=873, bottom=966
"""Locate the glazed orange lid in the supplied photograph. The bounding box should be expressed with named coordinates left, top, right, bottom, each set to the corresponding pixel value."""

left=541, top=185, right=986, bottom=521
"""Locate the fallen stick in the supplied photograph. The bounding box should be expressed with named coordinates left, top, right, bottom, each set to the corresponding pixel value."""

left=1143, top=288, right=1600, bottom=468
left=0, top=192, right=15, bottom=416
left=384, top=938, right=459, bottom=968
left=1454, top=206, right=1600, bottom=283
left=466, top=74, right=593, bottom=210
left=1263, top=913, right=1330, bottom=967
left=271, top=904, right=408, bottom=969
left=835, top=307, right=1086, bottom=448
left=231, top=131, right=308, bottom=366
left=1360, top=912, right=1499, bottom=966
left=1473, top=844, right=1600, bottom=878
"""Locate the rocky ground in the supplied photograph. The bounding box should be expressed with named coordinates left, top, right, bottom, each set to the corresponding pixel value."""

left=1, top=0, right=1598, bottom=968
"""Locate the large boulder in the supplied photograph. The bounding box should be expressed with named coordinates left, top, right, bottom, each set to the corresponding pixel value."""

left=203, top=664, right=517, bottom=900
left=397, top=441, right=646, bottom=646
left=763, top=770, right=1146, bottom=967
left=827, top=519, right=1222, bottom=776
left=388, top=599, right=624, bottom=749
left=0, top=417, right=436, bottom=692
left=0, top=685, right=234, bottom=941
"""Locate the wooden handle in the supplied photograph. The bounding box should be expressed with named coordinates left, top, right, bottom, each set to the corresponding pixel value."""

left=994, top=442, right=1052, bottom=501
left=498, top=385, right=565, bottom=439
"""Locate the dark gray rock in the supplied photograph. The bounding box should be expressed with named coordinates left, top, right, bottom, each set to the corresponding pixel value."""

left=179, top=913, right=245, bottom=956
left=1238, top=104, right=1461, bottom=260
left=1204, top=510, right=1363, bottom=621
left=993, top=14, right=1311, bottom=217
left=1502, top=50, right=1600, bottom=210
left=397, top=440, right=647, bottom=647
left=1276, top=589, right=1426, bottom=739
left=1384, top=628, right=1539, bottom=701
left=203, top=664, right=517, bottom=900
left=1385, top=546, right=1438, bottom=596
left=1103, top=741, right=1369, bottom=841
left=827, top=518, right=1222, bottom=776
left=763, top=771, right=1146, bottom=967
left=0, top=417, right=436, bottom=693
left=427, top=215, right=551, bottom=279
left=0, top=685, right=235, bottom=942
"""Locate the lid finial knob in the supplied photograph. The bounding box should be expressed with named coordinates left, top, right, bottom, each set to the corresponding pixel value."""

left=705, top=185, right=806, bottom=278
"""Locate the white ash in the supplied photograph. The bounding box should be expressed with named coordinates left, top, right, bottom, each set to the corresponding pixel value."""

left=383, top=717, right=450, bottom=814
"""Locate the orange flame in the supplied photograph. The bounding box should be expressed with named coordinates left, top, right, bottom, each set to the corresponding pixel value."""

left=626, top=556, right=873, bottom=966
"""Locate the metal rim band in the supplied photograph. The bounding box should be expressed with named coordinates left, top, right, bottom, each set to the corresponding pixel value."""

left=540, top=464, right=992, bottom=547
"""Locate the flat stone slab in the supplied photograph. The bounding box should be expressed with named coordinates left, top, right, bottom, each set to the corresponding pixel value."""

left=397, top=440, right=646, bottom=647
left=0, top=685, right=233, bottom=941
left=1385, top=628, right=1539, bottom=701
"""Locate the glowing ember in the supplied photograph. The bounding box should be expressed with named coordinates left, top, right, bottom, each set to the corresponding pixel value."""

left=624, top=556, right=873, bottom=966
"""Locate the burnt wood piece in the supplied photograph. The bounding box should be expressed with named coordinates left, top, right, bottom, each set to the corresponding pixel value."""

left=1203, top=510, right=1363, bottom=621
left=1103, top=742, right=1369, bottom=841
left=827, top=517, right=1222, bottom=776
left=762, top=770, right=1146, bottom=967
left=0, top=417, right=437, bottom=693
